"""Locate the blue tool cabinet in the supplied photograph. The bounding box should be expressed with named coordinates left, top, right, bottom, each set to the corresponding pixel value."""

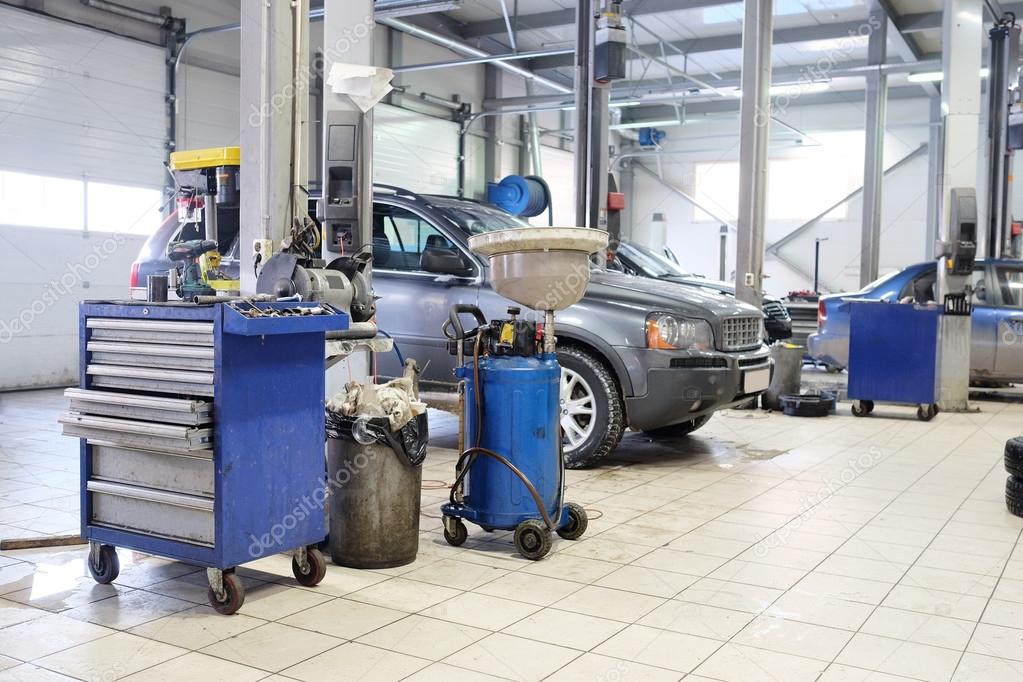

left=61, top=300, right=348, bottom=613
left=847, top=300, right=941, bottom=421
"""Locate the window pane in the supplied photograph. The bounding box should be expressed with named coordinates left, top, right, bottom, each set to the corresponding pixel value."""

left=375, top=206, right=456, bottom=272
left=996, top=266, right=1023, bottom=307
left=87, top=181, right=163, bottom=235
left=0, top=170, right=84, bottom=230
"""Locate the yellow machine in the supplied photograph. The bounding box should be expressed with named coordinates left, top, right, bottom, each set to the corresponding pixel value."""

left=168, top=147, right=242, bottom=296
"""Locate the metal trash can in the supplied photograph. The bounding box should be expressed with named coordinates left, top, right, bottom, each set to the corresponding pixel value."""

left=763, top=343, right=803, bottom=410
left=325, top=412, right=427, bottom=568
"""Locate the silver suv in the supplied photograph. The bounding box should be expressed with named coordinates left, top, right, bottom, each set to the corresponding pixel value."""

left=370, top=186, right=770, bottom=468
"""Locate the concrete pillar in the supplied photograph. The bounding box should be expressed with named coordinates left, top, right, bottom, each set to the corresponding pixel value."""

left=735, top=0, right=772, bottom=306
left=937, top=0, right=983, bottom=411
left=239, top=0, right=305, bottom=294
left=859, top=0, right=888, bottom=287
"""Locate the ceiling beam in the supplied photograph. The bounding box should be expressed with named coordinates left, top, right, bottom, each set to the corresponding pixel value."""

left=899, top=1, right=1023, bottom=32
left=530, top=20, right=866, bottom=70
left=619, top=84, right=926, bottom=120
left=460, top=0, right=737, bottom=39
left=874, top=0, right=939, bottom=97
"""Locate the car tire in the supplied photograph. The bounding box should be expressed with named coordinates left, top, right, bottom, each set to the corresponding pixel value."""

left=643, top=414, right=712, bottom=439
left=1005, top=437, right=1023, bottom=478
left=557, top=345, right=625, bottom=469
left=1006, top=476, right=1023, bottom=518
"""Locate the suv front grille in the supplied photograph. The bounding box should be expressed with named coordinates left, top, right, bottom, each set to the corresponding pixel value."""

left=762, top=300, right=790, bottom=320
left=720, top=316, right=762, bottom=351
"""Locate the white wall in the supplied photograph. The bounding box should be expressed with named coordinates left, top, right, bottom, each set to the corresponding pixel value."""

left=628, top=98, right=936, bottom=296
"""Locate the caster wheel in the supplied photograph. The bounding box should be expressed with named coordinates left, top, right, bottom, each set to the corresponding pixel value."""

left=292, top=547, right=327, bottom=587
left=87, top=545, right=119, bottom=584
left=851, top=401, right=870, bottom=417
left=917, top=404, right=936, bottom=422
left=514, top=519, right=552, bottom=561
left=208, top=572, right=245, bottom=615
left=556, top=503, right=588, bottom=541
left=443, top=518, right=468, bottom=547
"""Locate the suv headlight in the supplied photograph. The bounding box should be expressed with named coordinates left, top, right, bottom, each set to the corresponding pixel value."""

left=646, top=314, right=714, bottom=351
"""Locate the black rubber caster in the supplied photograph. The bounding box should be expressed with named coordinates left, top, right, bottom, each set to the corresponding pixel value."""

left=208, top=572, right=245, bottom=615
left=443, top=517, right=468, bottom=546
left=514, top=519, right=552, bottom=561
left=556, top=503, right=588, bottom=541
left=87, top=544, right=119, bottom=584
left=851, top=400, right=873, bottom=417
left=292, top=547, right=327, bottom=587
left=916, top=404, right=936, bottom=422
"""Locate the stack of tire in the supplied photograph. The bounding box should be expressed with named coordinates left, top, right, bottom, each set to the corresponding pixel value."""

left=1006, top=437, right=1023, bottom=518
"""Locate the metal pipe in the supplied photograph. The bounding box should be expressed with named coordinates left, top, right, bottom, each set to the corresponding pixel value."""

left=378, top=17, right=572, bottom=94
left=81, top=0, right=181, bottom=29
left=393, top=48, right=574, bottom=73
left=326, top=323, right=379, bottom=340
left=203, top=194, right=218, bottom=243
left=525, top=81, right=543, bottom=175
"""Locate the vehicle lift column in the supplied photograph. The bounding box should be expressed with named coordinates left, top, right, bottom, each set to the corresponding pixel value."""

left=985, top=14, right=1023, bottom=259
left=318, top=0, right=375, bottom=383
left=936, top=0, right=983, bottom=412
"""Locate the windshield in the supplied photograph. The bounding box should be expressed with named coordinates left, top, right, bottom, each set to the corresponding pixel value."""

left=425, top=196, right=531, bottom=235
left=619, top=241, right=692, bottom=278
left=854, top=269, right=902, bottom=295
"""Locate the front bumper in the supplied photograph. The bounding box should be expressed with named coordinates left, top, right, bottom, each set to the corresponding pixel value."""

left=616, top=345, right=772, bottom=432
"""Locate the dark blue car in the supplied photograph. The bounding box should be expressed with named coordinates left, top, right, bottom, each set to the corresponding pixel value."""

left=809, top=259, right=1023, bottom=382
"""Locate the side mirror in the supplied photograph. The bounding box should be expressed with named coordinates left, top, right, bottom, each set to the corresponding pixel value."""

left=975, top=281, right=987, bottom=301
left=421, top=246, right=474, bottom=278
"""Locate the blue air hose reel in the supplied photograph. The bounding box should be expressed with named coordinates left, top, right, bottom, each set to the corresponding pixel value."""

left=486, top=175, right=554, bottom=226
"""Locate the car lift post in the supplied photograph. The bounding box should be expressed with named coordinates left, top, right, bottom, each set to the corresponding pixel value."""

left=936, top=0, right=983, bottom=412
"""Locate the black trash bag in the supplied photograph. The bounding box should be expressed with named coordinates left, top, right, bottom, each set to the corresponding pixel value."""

left=326, top=410, right=428, bottom=467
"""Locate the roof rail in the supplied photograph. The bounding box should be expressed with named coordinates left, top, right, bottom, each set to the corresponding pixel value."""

left=372, top=183, right=425, bottom=202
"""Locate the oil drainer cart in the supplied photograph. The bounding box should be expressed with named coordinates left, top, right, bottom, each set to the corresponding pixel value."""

left=61, top=300, right=348, bottom=614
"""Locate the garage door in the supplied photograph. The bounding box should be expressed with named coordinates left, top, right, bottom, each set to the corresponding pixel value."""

left=374, top=103, right=459, bottom=195
left=0, top=5, right=165, bottom=187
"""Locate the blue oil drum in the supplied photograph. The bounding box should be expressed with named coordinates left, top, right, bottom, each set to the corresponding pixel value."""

left=446, top=352, right=566, bottom=530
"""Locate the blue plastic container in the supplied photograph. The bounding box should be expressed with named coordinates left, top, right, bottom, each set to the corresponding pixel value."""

left=442, top=353, right=568, bottom=531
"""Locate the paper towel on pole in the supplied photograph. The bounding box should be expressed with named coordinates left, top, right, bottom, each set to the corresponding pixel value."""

left=326, top=63, right=394, bottom=112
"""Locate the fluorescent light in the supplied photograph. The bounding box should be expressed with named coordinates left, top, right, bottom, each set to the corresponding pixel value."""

left=610, top=100, right=642, bottom=108
left=610, top=119, right=684, bottom=130
left=731, top=82, right=829, bottom=98
left=769, top=81, right=830, bottom=96
left=908, top=68, right=990, bottom=83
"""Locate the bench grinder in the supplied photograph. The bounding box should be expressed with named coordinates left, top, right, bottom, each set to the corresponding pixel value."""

left=441, top=227, right=608, bottom=560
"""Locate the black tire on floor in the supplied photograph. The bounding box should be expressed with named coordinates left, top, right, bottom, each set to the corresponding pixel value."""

left=1006, top=476, right=1023, bottom=518
left=644, top=414, right=712, bottom=438
left=557, top=345, right=625, bottom=470
left=1005, top=437, right=1023, bottom=478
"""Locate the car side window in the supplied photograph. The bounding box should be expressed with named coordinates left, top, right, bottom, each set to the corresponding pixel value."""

left=374, top=205, right=455, bottom=272
left=972, top=266, right=991, bottom=305
left=994, top=266, right=1023, bottom=307
left=900, top=270, right=936, bottom=303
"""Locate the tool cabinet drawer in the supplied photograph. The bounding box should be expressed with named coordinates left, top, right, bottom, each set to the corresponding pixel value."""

left=86, top=318, right=214, bottom=346
left=91, top=444, right=214, bottom=497
left=60, top=414, right=212, bottom=453
left=87, top=341, right=215, bottom=372
left=86, top=365, right=215, bottom=398
left=88, top=480, right=215, bottom=546
left=65, top=389, right=212, bottom=426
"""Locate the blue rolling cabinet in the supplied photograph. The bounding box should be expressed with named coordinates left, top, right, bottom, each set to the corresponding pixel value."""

left=61, top=300, right=348, bottom=614
left=847, top=300, right=941, bottom=421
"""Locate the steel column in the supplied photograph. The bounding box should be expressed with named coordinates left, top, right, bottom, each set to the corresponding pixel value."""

left=937, top=0, right=983, bottom=411
left=239, top=0, right=299, bottom=295
left=926, top=95, right=944, bottom=257
left=735, top=0, right=773, bottom=306
left=573, top=0, right=610, bottom=230
left=984, top=17, right=1020, bottom=257
left=483, top=65, right=502, bottom=182
left=860, top=0, right=888, bottom=287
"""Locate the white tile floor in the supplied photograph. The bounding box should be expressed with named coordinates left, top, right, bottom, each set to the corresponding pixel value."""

left=1, top=388, right=1022, bottom=681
